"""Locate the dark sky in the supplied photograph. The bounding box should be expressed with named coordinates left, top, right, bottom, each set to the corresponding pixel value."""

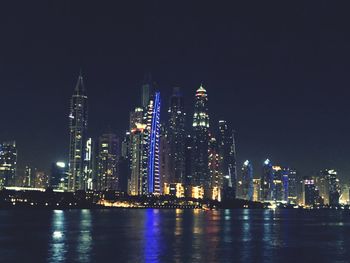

left=1, top=1, right=350, bottom=181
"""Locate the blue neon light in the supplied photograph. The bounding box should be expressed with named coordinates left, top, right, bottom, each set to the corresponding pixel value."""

left=148, top=92, right=161, bottom=193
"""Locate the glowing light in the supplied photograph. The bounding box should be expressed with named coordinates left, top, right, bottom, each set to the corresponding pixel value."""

left=53, top=231, right=63, bottom=239
left=56, top=162, right=66, bottom=168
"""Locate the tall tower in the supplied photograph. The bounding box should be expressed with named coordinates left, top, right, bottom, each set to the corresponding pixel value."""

left=0, top=141, right=17, bottom=187
left=242, top=160, right=253, bottom=201
left=218, top=120, right=237, bottom=200
left=261, top=159, right=274, bottom=201
left=191, top=85, right=210, bottom=192
left=68, top=73, right=88, bottom=191
left=168, top=87, right=186, bottom=184
left=97, top=132, right=119, bottom=191
left=129, top=124, right=146, bottom=195
left=208, top=136, right=221, bottom=200
left=143, top=92, right=161, bottom=194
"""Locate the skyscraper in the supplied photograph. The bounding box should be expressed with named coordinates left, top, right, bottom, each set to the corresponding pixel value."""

left=184, top=135, right=193, bottom=193
left=241, top=160, right=253, bottom=201
left=143, top=92, right=161, bottom=194
left=129, top=124, right=146, bottom=195
left=261, top=159, right=274, bottom=201
left=50, top=162, right=68, bottom=190
left=272, top=166, right=289, bottom=202
left=288, top=168, right=298, bottom=204
left=83, top=138, right=95, bottom=190
left=0, top=141, right=17, bottom=187
left=97, top=132, right=119, bottom=191
left=168, top=87, right=186, bottom=184
left=208, top=136, right=221, bottom=200
left=218, top=120, right=237, bottom=200
left=191, top=85, right=210, bottom=193
left=317, top=169, right=341, bottom=205
left=68, top=73, right=88, bottom=191
left=159, top=125, right=171, bottom=193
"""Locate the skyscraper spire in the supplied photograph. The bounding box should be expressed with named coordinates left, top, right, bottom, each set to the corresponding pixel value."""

left=75, top=70, right=85, bottom=95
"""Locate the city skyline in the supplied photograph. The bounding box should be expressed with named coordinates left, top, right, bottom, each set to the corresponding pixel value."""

left=1, top=2, right=350, bottom=182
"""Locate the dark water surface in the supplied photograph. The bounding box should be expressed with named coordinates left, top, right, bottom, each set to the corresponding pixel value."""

left=0, top=209, right=349, bottom=262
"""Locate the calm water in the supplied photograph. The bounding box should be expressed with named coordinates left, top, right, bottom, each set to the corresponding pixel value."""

left=0, top=209, right=349, bottom=262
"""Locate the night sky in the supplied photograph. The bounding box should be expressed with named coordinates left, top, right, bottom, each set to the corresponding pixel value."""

left=1, top=1, right=350, bottom=181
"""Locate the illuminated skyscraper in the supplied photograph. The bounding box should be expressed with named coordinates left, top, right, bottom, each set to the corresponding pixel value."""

left=303, top=177, right=321, bottom=206
left=97, top=132, right=119, bottom=191
left=129, top=124, right=146, bottom=195
left=317, top=169, right=340, bottom=205
left=159, top=125, right=171, bottom=193
left=208, top=136, right=221, bottom=200
left=272, top=166, right=289, bottom=202
left=68, top=73, right=88, bottom=191
left=168, top=87, right=186, bottom=184
left=261, top=159, right=274, bottom=201
left=50, top=162, right=68, bottom=190
left=241, top=160, right=253, bottom=201
left=184, top=135, right=193, bottom=193
left=142, top=92, right=161, bottom=194
left=218, top=120, right=237, bottom=200
left=0, top=141, right=17, bottom=187
left=191, top=85, right=210, bottom=192
left=288, top=168, right=298, bottom=204
left=83, top=138, right=95, bottom=190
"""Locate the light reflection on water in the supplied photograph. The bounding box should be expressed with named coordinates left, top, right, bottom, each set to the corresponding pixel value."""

left=0, top=209, right=350, bottom=263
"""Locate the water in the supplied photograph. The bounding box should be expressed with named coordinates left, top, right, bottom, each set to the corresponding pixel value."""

left=0, top=209, right=349, bottom=262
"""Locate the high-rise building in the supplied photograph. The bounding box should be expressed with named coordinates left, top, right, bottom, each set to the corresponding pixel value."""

left=83, top=138, right=95, bottom=190
left=303, top=177, right=321, bottom=206
left=168, top=87, right=186, bottom=185
left=142, top=92, right=161, bottom=194
left=261, top=159, right=274, bottom=201
left=0, top=141, right=17, bottom=187
left=24, top=165, right=36, bottom=188
left=317, top=169, right=341, bottom=205
left=129, top=124, right=146, bottom=195
left=241, top=160, right=253, bottom=201
left=272, top=166, right=289, bottom=202
left=184, top=135, right=193, bottom=194
left=218, top=120, right=237, bottom=200
left=50, top=162, right=68, bottom=190
left=97, top=132, right=119, bottom=191
left=327, top=170, right=340, bottom=206
left=253, top=178, right=261, bottom=201
left=288, top=168, right=298, bottom=204
left=191, top=85, right=210, bottom=193
left=120, top=131, right=132, bottom=193
left=208, top=137, right=221, bottom=200
left=159, top=125, right=171, bottom=193
left=68, top=73, right=88, bottom=191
